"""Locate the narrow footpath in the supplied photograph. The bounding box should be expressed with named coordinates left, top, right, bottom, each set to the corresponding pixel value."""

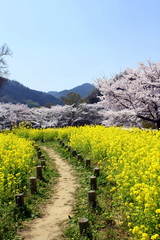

left=18, top=146, right=78, bottom=240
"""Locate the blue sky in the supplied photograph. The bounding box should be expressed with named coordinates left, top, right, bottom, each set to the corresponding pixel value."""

left=1, top=0, right=160, bottom=92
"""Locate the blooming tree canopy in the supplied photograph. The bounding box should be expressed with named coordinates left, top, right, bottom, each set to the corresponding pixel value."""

left=0, top=102, right=103, bottom=129
left=95, top=61, right=160, bottom=129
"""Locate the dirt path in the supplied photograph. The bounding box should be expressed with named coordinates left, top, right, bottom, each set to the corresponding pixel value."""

left=18, top=146, right=78, bottom=240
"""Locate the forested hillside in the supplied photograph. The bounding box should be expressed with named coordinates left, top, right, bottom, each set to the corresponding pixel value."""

left=0, top=81, right=95, bottom=107
left=48, top=83, right=95, bottom=99
left=0, top=80, right=63, bottom=107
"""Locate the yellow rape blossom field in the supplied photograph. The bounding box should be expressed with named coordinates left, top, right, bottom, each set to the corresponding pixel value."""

left=57, top=126, right=160, bottom=240
left=2, top=125, right=160, bottom=239
left=0, top=132, right=36, bottom=201
left=32, top=125, right=159, bottom=240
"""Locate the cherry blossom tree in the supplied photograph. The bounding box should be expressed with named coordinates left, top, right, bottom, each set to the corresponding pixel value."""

left=95, top=61, right=160, bottom=129
left=0, top=102, right=103, bottom=129
left=0, top=103, right=30, bottom=129
left=76, top=102, right=104, bottom=125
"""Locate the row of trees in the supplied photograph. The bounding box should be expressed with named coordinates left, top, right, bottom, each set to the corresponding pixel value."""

left=1, top=43, right=160, bottom=129
left=0, top=102, right=103, bottom=129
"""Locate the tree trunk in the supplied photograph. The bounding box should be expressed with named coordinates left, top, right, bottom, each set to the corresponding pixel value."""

left=137, top=115, right=160, bottom=129
left=156, top=119, right=160, bottom=129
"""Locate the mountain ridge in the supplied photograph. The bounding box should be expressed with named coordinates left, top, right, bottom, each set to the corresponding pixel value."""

left=0, top=80, right=63, bottom=107
left=0, top=80, right=95, bottom=107
left=48, top=83, right=95, bottom=99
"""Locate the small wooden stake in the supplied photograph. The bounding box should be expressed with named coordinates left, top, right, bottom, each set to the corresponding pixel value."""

left=90, top=176, right=97, bottom=190
left=30, top=177, right=37, bottom=194
left=85, top=159, right=90, bottom=168
left=41, top=160, right=46, bottom=167
left=72, top=150, right=77, bottom=156
left=40, top=155, right=45, bottom=160
left=67, top=146, right=71, bottom=151
left=78, top=218, right=89, bottom=236
left=36, top=165, right=42, bottom=180
left=94, top=167, right=100, bottom=177
left=15, top=193, right=24, bottom=207
left=77, top=154, right=83, bottom=161
left=88, top=190, right=96, bottom=208
left=37, top=150, right=42, bottom=159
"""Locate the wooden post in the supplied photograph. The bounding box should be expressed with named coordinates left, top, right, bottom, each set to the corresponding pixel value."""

left=40, top=155, right=45, bottom=160
left=67, top=146, right=71, bottom=151
left=30, top=177, right=37, bottom=194
left=72, top=150, right=77, bottom=156
left=78, top=218, right=89, bottom=236
left=85, top=159, right=91, bottom=168
left=94, top=167, right=100, bottom=177
left=88, top=190, right=96, bottom=208
left=36, top=165, right=42, bottom=180
left=90, top=176, right=97, bottom=190
left=37, top=150, right=42, bottom=159
left=77, top=154, right=83, bottom=161
left=41, top=160, right=46, bottom=168
left=15, top=193, right=24, bottom=207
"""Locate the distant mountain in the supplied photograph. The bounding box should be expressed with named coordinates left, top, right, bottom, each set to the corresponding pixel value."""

left=0, top=81, right=95, bottom=107
left=0, top=80, right=62, bottom=107
left=48, top=83, right=95, bottom=99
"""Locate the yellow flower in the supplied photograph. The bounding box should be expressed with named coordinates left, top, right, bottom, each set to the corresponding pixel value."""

left=155, top=209, right=160, bottom=214
left=110, top=187, right=116, bottom=192
left=132, top=226, right=140, bottom=234
left=141, top=233, right=149, bottom=240
left=151, top=234, right=159, bottom=240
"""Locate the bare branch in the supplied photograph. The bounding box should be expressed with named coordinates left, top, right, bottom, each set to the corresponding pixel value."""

left=0, top=44, right=12, bottom=58
left=0, top=44, right=12, bottom=85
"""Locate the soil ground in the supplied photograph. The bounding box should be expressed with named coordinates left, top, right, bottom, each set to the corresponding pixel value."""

left=17, top=146, right=78, bottom=240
